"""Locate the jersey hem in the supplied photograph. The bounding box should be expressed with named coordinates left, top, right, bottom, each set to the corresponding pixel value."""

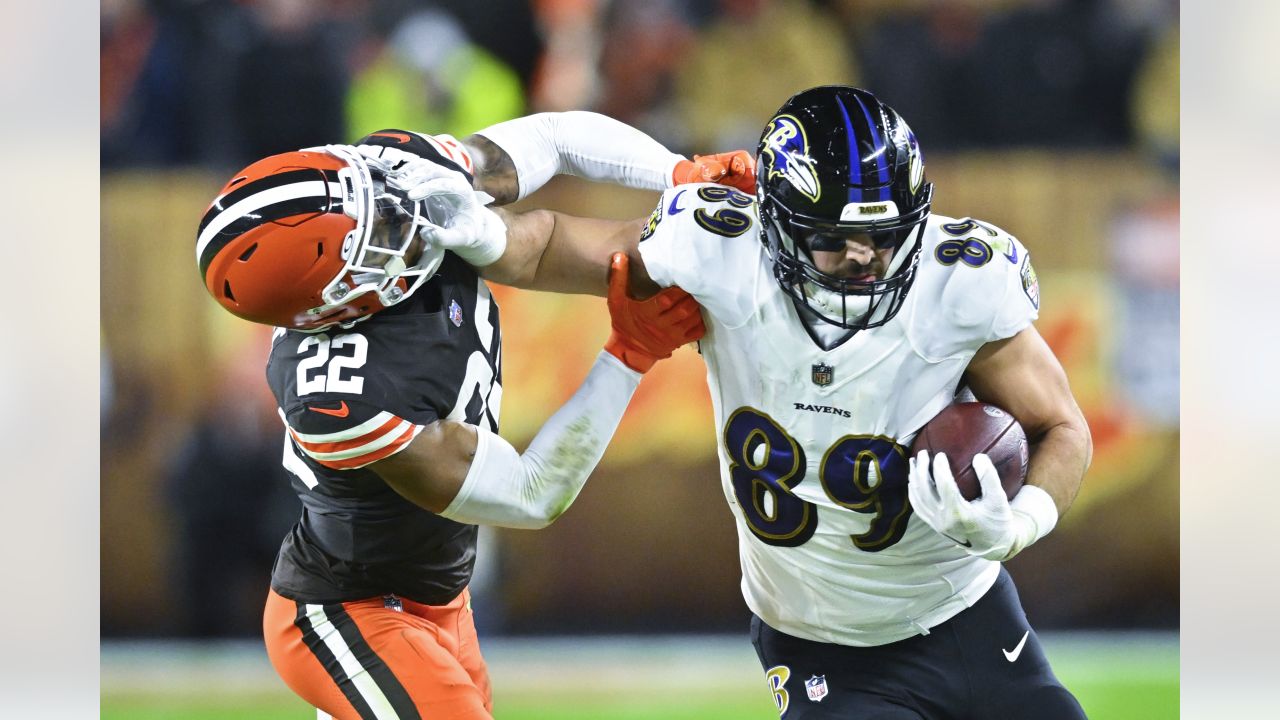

left=268, top=580, right=466, bottom=608
left=746, top=561, right=1002, bottom=647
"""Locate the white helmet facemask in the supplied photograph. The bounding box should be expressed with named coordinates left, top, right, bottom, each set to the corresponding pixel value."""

left=308, top=144, right=444, bottom=319
left=788, top=229, right=916, bottom=326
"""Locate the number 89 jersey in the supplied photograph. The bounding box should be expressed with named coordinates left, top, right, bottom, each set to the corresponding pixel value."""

left=638, top=185, right=1039, bottom=646
left=265, top=253, right=501, bottom=606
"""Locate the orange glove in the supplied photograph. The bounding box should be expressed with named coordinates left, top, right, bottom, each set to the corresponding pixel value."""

left=603, top=253, right=706, bottom=373
left=672, top=150, right=757, bottom=194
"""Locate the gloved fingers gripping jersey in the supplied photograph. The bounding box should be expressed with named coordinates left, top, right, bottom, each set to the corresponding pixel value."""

left=356, top=133, right=508, bottom=268
left=383, top=153, right=478, bottom=200
left=672, top=151, right=757, bottom=193
left=403, top=174, right=508, bottom=267
left=603, top=253, right=707, bottom=373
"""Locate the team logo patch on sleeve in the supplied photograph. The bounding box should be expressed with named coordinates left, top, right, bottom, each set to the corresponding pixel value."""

left=1020, top=256, right=1040, bottom=309
left=639, top=198, right=664, bottom=242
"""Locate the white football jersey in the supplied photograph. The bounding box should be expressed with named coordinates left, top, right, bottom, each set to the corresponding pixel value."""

left=638, top=184, right=1040, bottom=646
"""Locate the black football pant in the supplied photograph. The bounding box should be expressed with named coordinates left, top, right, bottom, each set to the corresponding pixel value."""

left=750, top=568, right=1086, bottom=719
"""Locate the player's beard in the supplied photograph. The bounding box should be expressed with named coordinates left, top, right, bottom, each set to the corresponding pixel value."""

left=798, top=242, right=914, bottom=326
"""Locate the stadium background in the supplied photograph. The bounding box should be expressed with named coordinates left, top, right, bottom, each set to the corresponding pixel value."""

left=100, top=0, right=1179, bottom=717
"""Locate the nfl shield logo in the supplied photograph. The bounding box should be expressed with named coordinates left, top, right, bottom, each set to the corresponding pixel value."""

left=811, top=362, right=833, bottom=386
left=449, top=299, right=464, bottom=327
left=805, top=675, right=828, bottom=702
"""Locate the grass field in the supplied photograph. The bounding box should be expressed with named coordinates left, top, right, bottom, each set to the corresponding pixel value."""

left=102, top=632, right=1178, bottom=719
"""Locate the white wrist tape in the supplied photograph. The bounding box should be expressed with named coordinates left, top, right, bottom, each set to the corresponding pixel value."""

left=458, top=206, right=508, bottom=267
left=476, top=112, right=685, bottom=200
left=440, top=351, right=642, bottom=529
left=1000, top=484, right=1060, bottom=561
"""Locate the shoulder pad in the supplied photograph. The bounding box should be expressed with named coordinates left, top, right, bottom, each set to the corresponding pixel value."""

left=909, top=216, right=1038, bottom=355
left=355, top=129, right=475, bottom=182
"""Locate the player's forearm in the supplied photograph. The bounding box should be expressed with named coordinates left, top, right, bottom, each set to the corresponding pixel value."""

left=439, top=352, right=642, bottom=529
left=1026, top=415, right=1092, bottom=517
left=475, top=207, right=554, bottom=288
left=480, top=208, right=646, bottom=297
left=469, top=112, right=684, bottom=202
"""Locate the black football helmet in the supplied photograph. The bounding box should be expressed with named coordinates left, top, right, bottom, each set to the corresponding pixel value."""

left=757, top=86, right=933, bottom=331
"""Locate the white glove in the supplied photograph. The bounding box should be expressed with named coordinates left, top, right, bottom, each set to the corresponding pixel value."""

left=907, top=450, right=1059, bottom=562
left=392, top=172, right=508, bottom=267
left=384, top=152, right=467, bottom=194
left=355, top=143, right=423, bottom=176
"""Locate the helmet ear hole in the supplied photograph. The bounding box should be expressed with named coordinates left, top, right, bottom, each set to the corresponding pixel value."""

left=238, top=243, right=258, bottom=261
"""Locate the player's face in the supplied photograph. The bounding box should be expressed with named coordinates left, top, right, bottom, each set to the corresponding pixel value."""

left=807, top=233, right=895, bottom=283
left=361, top=192, right=422, bottom=269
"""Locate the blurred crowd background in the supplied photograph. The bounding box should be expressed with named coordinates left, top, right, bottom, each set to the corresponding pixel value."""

left=101, top=0, right=1178, bottom=641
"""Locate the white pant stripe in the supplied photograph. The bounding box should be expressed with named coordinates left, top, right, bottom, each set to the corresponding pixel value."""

left=303, top=604, right=400, bottom=720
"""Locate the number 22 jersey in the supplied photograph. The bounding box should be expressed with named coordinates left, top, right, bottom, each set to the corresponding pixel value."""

left=638, top=185, right=1040, bottom=646
left=264, top=253, right=502, bottom=606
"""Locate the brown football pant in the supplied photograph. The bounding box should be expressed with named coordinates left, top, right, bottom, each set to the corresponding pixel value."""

left=264, top=587, right=493, bottom=719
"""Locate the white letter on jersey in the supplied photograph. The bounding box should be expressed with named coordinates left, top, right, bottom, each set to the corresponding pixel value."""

left=445, top=279, right=501, bottom=430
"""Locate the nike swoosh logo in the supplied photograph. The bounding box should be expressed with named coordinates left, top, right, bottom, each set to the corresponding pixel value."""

left=371, top=131, right=412, bottom=144
left=1004, top=244, right=1019, bottom=264
left=942, top=533, right=972, bottom=548
left=1003, top=631, right=1030, bottom=662
left=309, top=401, right=350, bottom=418
left=668, top=189, right=688, bottom=215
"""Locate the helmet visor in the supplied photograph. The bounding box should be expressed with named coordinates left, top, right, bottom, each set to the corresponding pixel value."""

left=800, top=227, right=909, bottom=253
left=357, top=189, right=421, bottom=270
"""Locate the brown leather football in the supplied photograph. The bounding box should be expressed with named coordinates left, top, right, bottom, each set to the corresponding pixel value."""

left=910, top=402, right=1028, bottom=501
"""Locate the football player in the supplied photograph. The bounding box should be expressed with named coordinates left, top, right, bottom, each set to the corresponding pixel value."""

left=196, top=121, right=738, bottom=719
left=421, top=88, right=1092, bottom=718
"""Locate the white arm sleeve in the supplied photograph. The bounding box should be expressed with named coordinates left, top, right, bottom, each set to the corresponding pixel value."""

left=439, top=351, right=642, bottom=529
left=475, top=112, right=686, bottom=201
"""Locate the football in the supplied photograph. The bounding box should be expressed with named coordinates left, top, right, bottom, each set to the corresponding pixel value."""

left=909, top=402, right=1028, bottom=501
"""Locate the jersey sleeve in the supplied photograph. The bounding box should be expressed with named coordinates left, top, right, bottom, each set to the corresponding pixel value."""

left=981, top=232, right=1039, bottom=342
left=636, top=185, right=763, bottom=327
left=911, top=219, right=1040, bottom=359
left=280, top=397, right=428, bottom=471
